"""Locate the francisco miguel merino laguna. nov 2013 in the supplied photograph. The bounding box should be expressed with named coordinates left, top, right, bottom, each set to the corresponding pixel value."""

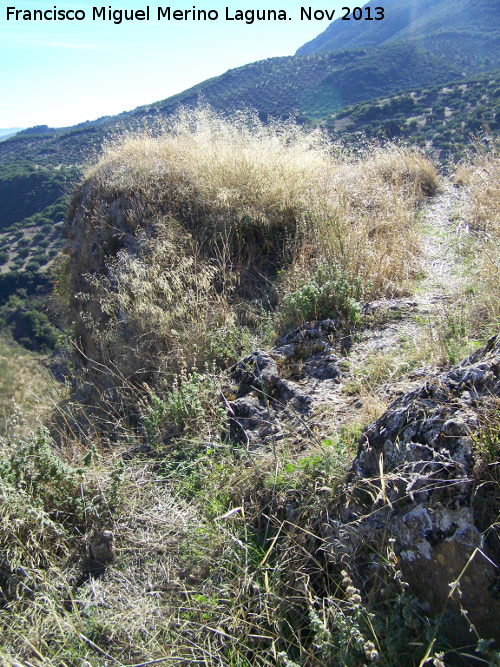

left=6, top=5, right=386, bottom=23
left=5, top=6, right=294, bottom=23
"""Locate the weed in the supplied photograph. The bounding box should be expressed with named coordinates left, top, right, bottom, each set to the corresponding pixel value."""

left=280, top=263, right=366, bottom=325
left=143, top=366, right=227, bottom=444
left=454, top=140, right=500, bottom=339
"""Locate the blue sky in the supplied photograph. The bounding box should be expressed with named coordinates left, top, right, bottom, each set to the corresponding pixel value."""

left=0, top=0, right=346, bottom=128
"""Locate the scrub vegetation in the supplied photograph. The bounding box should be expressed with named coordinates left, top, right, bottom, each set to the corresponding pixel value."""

left=1, top=108, right=500, bottom=667
left=63, top=107, right=436, bottom=399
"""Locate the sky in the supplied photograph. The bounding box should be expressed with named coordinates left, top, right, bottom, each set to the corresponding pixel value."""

left=0, top=0, right=347, bottom=129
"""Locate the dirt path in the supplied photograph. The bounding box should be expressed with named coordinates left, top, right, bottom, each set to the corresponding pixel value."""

left=344, top=182, right=467, bottom=386
left=418, top=182, right=468, bottom=305
left=228, top=182, right=471, bottom=452
left=318, top=181, right=471, bottom=439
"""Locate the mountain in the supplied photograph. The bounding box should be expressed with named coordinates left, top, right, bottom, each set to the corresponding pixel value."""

left=297, top=0, right=499, bottom=59
left=125, top=42, right=466, bottom=122
left=0, top=127, right=24, bottom=141
left=0, top=42, right=472, bottom=236
left=0, top=127, right=24, bottom=137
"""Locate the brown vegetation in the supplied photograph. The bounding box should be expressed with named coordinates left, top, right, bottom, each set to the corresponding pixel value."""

left=63, top=107, right=438, bottom=401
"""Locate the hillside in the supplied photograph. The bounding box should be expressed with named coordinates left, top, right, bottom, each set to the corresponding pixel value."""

left=1, top=109, right=500, bottom=666
left=0, top=0, right=499, bottom=354
left=297, top=0, right=500, bottom=59
left=322, top=70, right=500, bottom=163
left=1, top=0, right=499, bottom=240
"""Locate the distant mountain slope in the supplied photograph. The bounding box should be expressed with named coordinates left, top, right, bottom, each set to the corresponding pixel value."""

left=0, top=0, right=499, bottom=281
left=0, top=39, right=470, bottom=242
left=297, top=0, right=499, bottom=58
left=0, top=128, right=24, bottom=140
left=0, top=0, right=499, bottom=349
left=125, top=42, right=465, bottom=122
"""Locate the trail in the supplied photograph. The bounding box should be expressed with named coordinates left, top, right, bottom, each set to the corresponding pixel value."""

left=337, top=182, right=468, bottom=408
left=228, top=182, right=472, bottom=452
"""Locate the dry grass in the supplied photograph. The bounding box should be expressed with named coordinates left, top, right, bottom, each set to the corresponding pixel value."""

left=0, top=335, right=62, bottom=437
left=453, top=143, right=500, bottom=336
left=0, top=115, right=448, bottom=665
left=63, top=106, right=438, bottom=402
left=0, top=415, right=450, bottom=667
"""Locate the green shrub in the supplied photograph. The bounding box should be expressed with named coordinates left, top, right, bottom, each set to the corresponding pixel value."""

left=143, top=368, right=226, bottom=444
left=25, top=261, right=40, bottom=272
left=281, top=263, right=366, bottom=323
left=33, top=253, right=49, bottom=265
left=0, top=429, right=87, bottom=520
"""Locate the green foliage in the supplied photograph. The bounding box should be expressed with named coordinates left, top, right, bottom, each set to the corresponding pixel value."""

left=326, top=71, right=500, bottom=163
left=199, top=323, right=255, bottom=367
left=0, top=294, right=61, bottom=352
left=0, top=429, right=87, bottom=520
left=143, top=368, right=226, bottom=443
left=281, top=264, right=365, bottom=323
left=0, top=163, right=73, bottom=232
left=0, top=268, right=49, bottom=306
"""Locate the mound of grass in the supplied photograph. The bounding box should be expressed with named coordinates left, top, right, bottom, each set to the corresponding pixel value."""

left=63, top=106, right=438, bottom=404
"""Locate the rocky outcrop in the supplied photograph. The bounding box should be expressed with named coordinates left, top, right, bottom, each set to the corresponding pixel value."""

left=224, top=319, right=500, bottom=647
left=335, top=334, right=500, bottom=647
left=227, top=319, right=346, bottom=448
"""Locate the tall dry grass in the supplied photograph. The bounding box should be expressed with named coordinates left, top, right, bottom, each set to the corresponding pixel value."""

left=63, top=106, right=438, bottom=399
left=455, top=142, right=500, bottom=334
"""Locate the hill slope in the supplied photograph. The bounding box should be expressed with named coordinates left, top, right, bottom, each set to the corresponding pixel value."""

left=0, top=0, right=499, bottom=337
left=297, top=0, right=499, bottom=60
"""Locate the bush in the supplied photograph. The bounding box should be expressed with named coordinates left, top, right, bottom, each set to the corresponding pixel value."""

left=0, top=429, right=87, bottom=520
left=281, top=264, right=366, bottom=324
left=25, top=261, right=40, bottom=272
left=142, top=368, right=226, bottom=443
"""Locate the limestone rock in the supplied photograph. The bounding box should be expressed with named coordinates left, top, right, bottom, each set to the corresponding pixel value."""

left=227, top=321, right=346, bottom=447
left=90, top=530, right=116, bottom=563
left=338, top=334, right=500, bottom=646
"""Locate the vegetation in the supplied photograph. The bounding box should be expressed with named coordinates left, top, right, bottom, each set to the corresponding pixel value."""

left=0, top=0, right=498, bottom=320
left=453, top=138, right=500, bottom=338
left=1, top=2, right=500, bottom=660
left=1, top=108, right=500, bottom=667
left=325, top=71, right=500, bottom=163
left=62, top=107, right=435, bottom=401
left=297, top=0, right=500, bottom=62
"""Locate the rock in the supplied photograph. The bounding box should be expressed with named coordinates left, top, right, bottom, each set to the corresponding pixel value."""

left=90, top=530, right=116, bottom=563
left=361, top=299, right=418, bottom=316
left=336, top=334, right=500, bottom=647
left=226, top=322, right=346, bottom=447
